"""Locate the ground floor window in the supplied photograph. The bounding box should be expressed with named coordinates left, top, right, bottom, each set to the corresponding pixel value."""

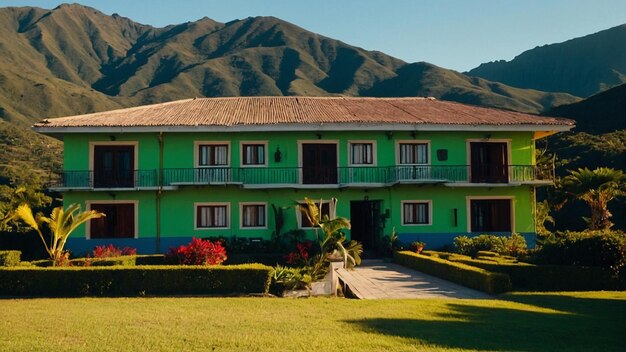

left=402, top=201, right=431, bottom=225
left=470, top=198, right=512, bottom=232
left=240, top=203, right=266, bottom=228
left=299, top=201, right=331, bottom=228
left=89, top=202, right=136, bottom=238
left=196, top=203, right=230, bottom=229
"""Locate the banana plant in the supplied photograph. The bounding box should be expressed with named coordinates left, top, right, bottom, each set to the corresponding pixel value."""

left=13, top=203, right=105, bottom=264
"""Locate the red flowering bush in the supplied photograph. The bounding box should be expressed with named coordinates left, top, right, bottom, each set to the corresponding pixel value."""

left=284, top=241, right=313, bottom=266
left=166, top=238, right=227, bottom=265
left=92, top=244, right=137, bottom=258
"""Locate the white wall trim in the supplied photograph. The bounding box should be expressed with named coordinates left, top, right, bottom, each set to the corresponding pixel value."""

left=400, top=200, right=433, bottom=226
left=239, top=202, right=268, bottom=229
left=85, top=200, right=139, bottom=240
left=465, top=196, right=515, bottom=233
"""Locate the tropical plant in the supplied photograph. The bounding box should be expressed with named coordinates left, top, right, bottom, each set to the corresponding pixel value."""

left=299, top=197, right=362, bottom=280
left=11, top=203, right=104, bottom=264
left=535, top=200, right=555, bottom=237
left=559, top=167, right=626, bottom=230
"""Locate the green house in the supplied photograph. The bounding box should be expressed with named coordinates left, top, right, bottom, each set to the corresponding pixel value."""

left=34, top=97, right=574, bottom=254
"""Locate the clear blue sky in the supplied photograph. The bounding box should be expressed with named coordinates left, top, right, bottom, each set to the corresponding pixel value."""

left=3, top=0, right=626, bottom=71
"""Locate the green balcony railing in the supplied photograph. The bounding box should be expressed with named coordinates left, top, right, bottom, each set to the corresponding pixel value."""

left=50, top=165, right=554, bottom=189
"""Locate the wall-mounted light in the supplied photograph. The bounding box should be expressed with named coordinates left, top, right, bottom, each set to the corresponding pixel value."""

left=316, top=133, right=323, bottom=140
left=484, top=134, right=492, bottom=140
left=411, top=131, right=418, bottom=139
left=386, top=131, right=393, bottom=140
left=274, top=146, right=282, bottom=162
left=109, top=135, right=116, bottom=141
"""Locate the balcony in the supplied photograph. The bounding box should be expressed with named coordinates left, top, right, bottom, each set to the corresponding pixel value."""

left=49, top=165, right=554, bottom=191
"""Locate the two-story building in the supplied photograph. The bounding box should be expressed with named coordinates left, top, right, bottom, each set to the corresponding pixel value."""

left=34, top=97, right=574, bottom=254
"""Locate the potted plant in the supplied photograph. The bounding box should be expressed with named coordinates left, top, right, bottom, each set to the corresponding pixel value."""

left=409, top=241, right=426, bottom=254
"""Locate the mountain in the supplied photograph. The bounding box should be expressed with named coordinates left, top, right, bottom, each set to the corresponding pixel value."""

left=0, top=3, right=578, bottom=127
left=547, top=83, right=626, bottom=134
left=467, top=24, right=626, bottom=98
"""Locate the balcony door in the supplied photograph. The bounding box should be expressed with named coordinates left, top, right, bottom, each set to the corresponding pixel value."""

left=93, top=145, right=135, bottom=188
left=470, top=142, right=508, bottom=183
left=302, top=143, right=337, bottom=184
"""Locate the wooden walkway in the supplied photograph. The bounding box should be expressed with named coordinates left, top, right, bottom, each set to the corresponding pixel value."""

left=336, top=259, right=491, bottom=299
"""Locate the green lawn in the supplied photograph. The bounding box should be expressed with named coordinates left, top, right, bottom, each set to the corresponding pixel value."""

left=1, top=292, right=624, bottom=351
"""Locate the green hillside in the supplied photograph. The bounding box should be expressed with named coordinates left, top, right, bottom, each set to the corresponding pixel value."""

left=468, top=24, right=626, bottom=97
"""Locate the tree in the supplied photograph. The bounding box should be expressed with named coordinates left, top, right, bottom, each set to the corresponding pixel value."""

left=559, top=167, right=626, bottom=230
left=300, top=197, right=362, bottom=279
left=12, top=203, right=104, bottom=264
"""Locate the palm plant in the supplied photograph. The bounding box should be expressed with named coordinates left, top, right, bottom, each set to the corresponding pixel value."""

left=300, top=197, right=362, bottom=279
left=560, top=167, right=626, bottom=230
left=12, top=203, right=105, bottom=264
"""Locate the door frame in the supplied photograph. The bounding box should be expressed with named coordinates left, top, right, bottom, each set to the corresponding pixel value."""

left=85, top=200, right=139, bottom=239
left=465, top=196, right=515, bottom=233
left=297, top=140, right=339, bottom=184
left=466, top=139, right=511, bottom=183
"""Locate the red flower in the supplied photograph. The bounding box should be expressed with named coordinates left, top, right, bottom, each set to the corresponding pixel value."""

left=166, top=237, right=228, bottom=265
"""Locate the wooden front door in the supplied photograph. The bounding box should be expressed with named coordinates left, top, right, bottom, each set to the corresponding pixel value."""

left=470, top=142, right=508, bottom=183
left=93, top=145, right=135, bottom=188
left=302, top=144, right=337, bottom=184
left=350, top=200, right=382, bottom=249
left=89, top=203, right=135, bottom=238
left=470, top=199, right=512, bottom=232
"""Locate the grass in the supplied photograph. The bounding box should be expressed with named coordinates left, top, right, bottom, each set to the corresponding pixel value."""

left=0, top=291, right=624, bottom=351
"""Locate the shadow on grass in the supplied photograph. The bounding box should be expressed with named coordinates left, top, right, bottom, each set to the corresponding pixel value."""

left=344, top=294, right=626, bottom=351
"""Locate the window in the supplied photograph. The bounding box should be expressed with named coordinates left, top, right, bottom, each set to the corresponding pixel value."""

left=88, top=202, right=136, bottom=238
left=470, top=199, right=512, bottom=232
left=242, top=143, right=266, bottom=166
left=196, top=203, right=229, bottom=229
left=299, top=201, right=331, bottom=228
left=399, top=143, right=428, bottom=164
left=241, top=203, right=266, bottom=228
left=350, top=142, right=374, bottom=165
left=402, top=201, right=431, bottom=225
left=198, top=144, right=229, bottom=166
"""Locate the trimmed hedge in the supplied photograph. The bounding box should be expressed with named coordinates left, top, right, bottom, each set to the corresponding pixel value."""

left=394, top=251, right=512, bottom=294
left=0, top=250, right=21, bottom=267
left=0, top=264, right=273, bottom=297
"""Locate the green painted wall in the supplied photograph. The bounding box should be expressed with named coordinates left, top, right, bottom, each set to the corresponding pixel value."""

left=61, top=130, right=537, bottom=241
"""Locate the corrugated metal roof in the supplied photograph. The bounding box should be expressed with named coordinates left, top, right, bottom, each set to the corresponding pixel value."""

left=33, top=96, right=575, bottom=128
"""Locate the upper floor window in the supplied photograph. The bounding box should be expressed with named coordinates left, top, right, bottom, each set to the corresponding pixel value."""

left=349, top=142, right=374, bottom=165
left=398, top=142, right=429, bottom=165
left=196, top=203, right=230, bottom=229
left=241, top=143, right=267, bottom=166
left=198, top=143, right=229, bottom=167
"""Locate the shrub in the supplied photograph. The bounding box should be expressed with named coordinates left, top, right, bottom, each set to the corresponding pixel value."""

left=409, top=241, right=426, bottom=253
left=0, top=250, right=21, bottom=267
left=284, top=241, right=313, bottom=266
left=135, top=254, right=166, bottom=265
left=0, top=264, right=272, bottom=296
left=166, top=238, right=227, bottom=265
left=394, top=251, right=512, bottom=294
left=454, top=234, right=527, bottom=257
left=92, top=245, right=137, bottom=258
left=534, top=230, right=626, bottom=274
left=271, top=265, right=313, bottom=293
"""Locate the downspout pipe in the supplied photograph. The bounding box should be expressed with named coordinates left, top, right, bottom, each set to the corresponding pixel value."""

left=156, top=132, right=164, bottom=253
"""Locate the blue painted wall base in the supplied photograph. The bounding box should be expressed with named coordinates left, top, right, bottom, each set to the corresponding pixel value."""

left=397, top=232, right=536, bottom=250
left=66, top=237, right=195, bottom=256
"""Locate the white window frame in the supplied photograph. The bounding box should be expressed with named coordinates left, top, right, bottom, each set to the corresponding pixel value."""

left=296, top=199, right=336, bottom=229
left=348, top=140, right=377, bottom=166
left=401, top=200, right=433, bottom=226
left=194, top=202, right=231, bottom=230
left=240, top=141, right=268, bottom=167
left=465, top=196, right=515, bottom=233
left=395, top=140, right=431, bottom=165
left=85, top=200, right=139, bottom=239
left=239, top=202, right=268, bottom=229
left=194, top=141, right=231, bottom=168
